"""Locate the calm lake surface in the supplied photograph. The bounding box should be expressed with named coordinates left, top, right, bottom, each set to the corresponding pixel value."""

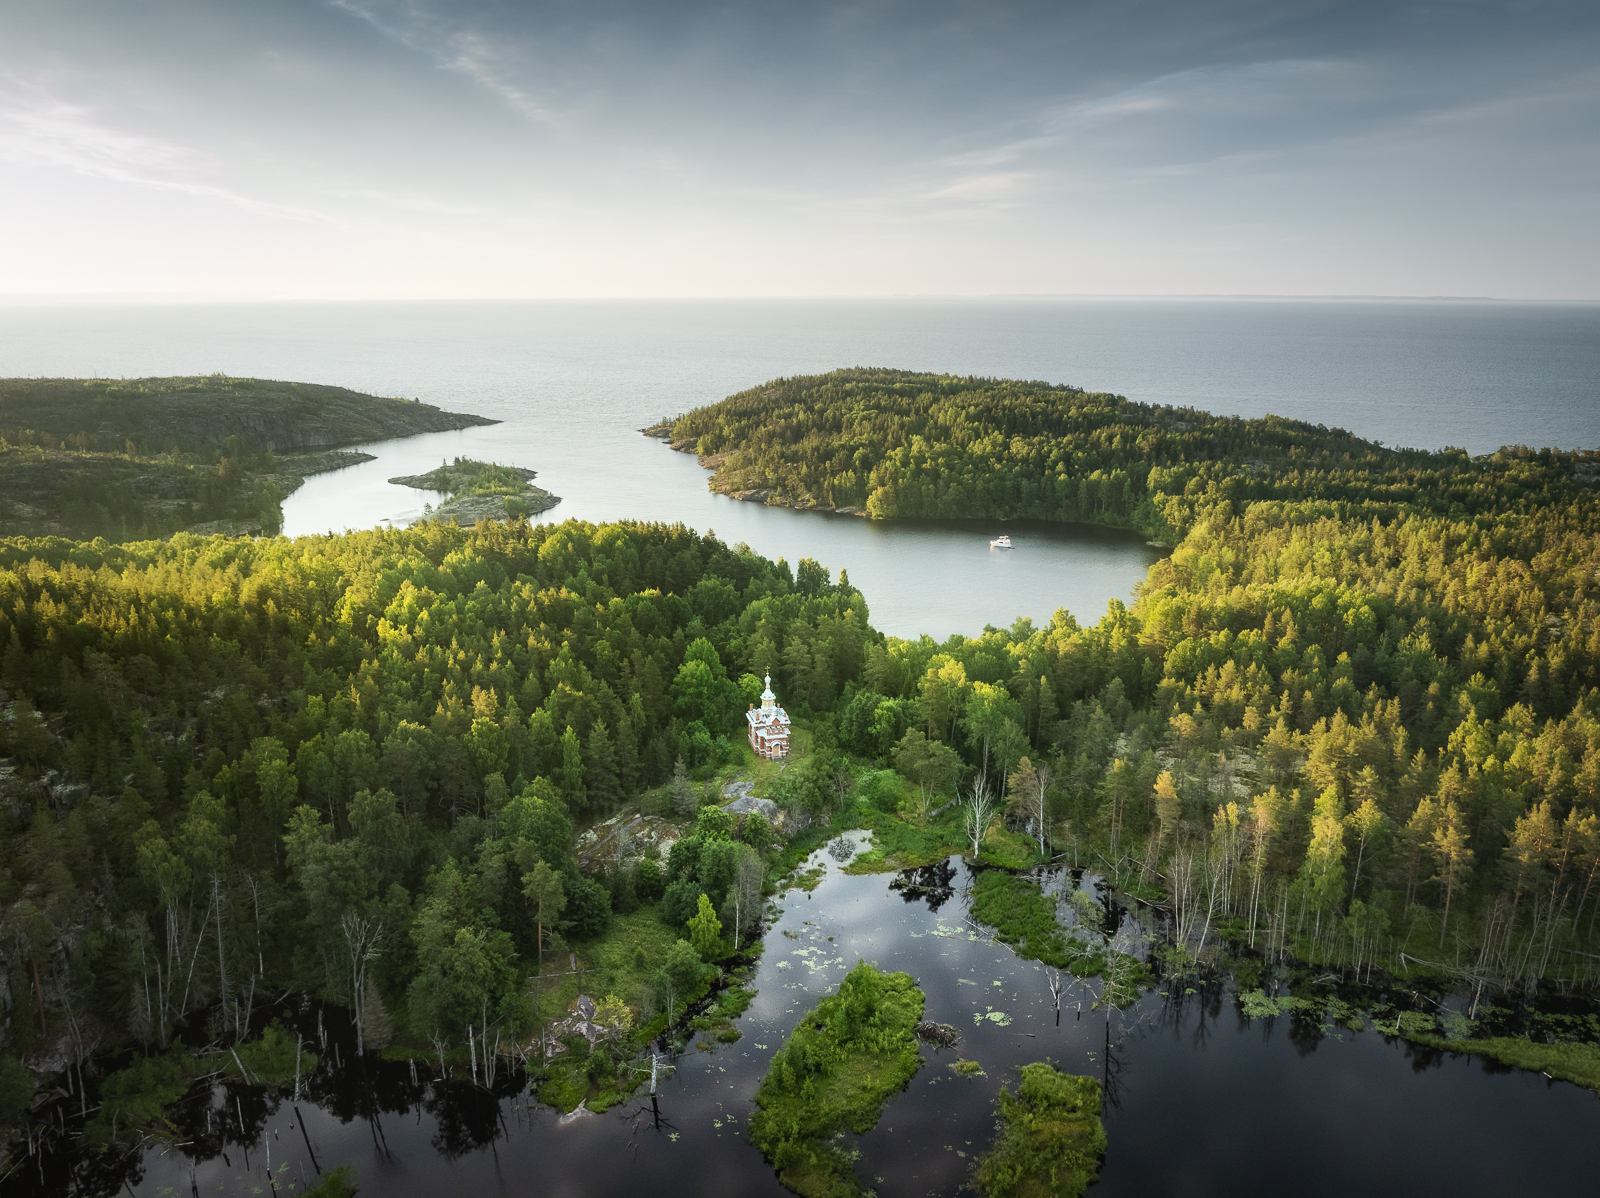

left=4, top=299, right=1599, bottom=635
left=33, top=839, right=1598, bottom=1198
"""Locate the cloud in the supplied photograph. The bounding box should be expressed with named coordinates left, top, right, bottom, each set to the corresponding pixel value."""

left=330, top=0, right=556, bottom=124
left=0, top=77, right=347, bottom=226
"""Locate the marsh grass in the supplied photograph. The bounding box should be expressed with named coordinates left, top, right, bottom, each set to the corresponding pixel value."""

left=749, top=962, right=925, bottom=1197
left=980, top=827, right=1041, bottom=870
left=844, top=811, right=966, bottom=874
left=970, top=1063, right=1105, bottom=1198
left=301, top=1165, right=359, bottom=1197
left=1407, top=1034, right=1600, bottom=1093
left=970, top=871, right=1081, bottom=970
left=532, top=907, right=683, bottom=1022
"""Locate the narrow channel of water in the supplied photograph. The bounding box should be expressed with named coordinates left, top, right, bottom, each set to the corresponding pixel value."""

left=28, top=839, right=1597, bottom=1198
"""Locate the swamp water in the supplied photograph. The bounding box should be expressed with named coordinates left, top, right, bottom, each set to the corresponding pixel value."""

left=17, top=835, right=1599, bottom=1198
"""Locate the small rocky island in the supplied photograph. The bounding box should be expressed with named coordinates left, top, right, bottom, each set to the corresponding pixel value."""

left=389, top=457, right=561, bottom=524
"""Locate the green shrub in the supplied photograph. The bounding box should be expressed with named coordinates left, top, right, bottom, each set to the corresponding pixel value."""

left=635, top=858, right=665, bottom=901
left=971, top=1064, right=1105, bottom=1198
left=749, top=962, right=925, bottom=1197
left=566, top=875, right=612, bottom=939
left=659, top=878, right=700, bottom=929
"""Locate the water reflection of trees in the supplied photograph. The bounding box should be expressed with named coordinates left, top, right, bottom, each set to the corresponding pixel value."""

left=307, top=1052, right=425, bottom=1126
left=426, top=1079, right=507, bottom=1159
left=890, top=860, right=957, bottom=912
left=13, top=1142, right=143, bottom=1198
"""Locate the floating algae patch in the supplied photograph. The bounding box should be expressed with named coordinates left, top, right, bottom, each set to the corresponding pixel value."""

left=970, top=1063, right=1105, bottom=1198
left=748, top=961, right=925, bottom=1197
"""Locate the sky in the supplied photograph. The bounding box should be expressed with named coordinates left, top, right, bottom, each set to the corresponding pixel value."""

left=1, top=0, right=1597, bottom=300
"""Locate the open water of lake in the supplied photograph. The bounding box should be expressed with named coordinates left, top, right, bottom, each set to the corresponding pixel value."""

left=28, top=839, right=1598, bottom=1198
left=3, top=299, right=1598, bottom=636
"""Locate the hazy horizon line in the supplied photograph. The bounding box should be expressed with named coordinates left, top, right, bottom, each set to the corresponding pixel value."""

left=3, top=291, right=1598, bottom=307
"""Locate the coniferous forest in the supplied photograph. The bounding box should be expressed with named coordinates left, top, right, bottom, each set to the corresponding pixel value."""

left=7, top=369, right=1600, bottom=1187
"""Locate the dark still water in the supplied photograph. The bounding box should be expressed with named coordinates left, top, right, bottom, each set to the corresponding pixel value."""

left=48, top=839, right=1596, bottom=1198
left=3, top=299, right=1598, bottom=636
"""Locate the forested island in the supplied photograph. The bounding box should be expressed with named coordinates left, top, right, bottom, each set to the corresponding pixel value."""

left=0, top=376, right=497, bottom=540
left=6, top=365, right=1600, bottom=1191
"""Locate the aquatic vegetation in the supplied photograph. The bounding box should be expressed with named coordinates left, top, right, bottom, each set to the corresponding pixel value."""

left=82, top=1024, right=322, bottom=1151
left=1234, top=983, right=1600, bottom=1094
left=970, top=1063, right=1105, bottom=1198
left=952, top=1058, right=986, bottom=1077
left=301, top=1164, right=359, bottom=1197
left=691, top=982, right=758, bottom=1044
left=748, top=961, right=925, bottom=1197
left=969, top=871, right=1082, bottom=970
left=82, top=1049, right=204, bottom=1151
left=1411, top=1035, right=1600, bottom=1093
left=221, top=1020, right=319, bottom=1086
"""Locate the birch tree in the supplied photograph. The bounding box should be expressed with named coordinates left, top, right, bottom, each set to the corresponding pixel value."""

left=340, top=912, right=384, bottom=1055
left=963, top=775, right=1000, bottom=858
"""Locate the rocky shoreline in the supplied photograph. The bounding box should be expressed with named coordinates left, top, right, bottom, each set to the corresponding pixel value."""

left=183, top=451, right=380, bottom=536
left=416, top=489, right=562, bottom=525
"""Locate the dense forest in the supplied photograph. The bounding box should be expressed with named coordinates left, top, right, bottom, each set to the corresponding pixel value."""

left=0, top=518, right=873, bottom=1148
left=0, top=376, right=493, bottom=540
left=7, top=365, right=1600, bottom=1179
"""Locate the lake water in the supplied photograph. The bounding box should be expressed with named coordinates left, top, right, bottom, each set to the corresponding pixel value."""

left=3, top=299, right=1598, bottom=636
left=24, top=841, right=1598, bottom=1198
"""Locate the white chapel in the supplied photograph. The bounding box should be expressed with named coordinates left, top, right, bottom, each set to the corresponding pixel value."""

left=746, top=673, right=791, bottom=759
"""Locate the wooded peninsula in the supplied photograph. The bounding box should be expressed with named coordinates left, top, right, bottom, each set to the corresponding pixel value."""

left=0, top=376, right=497, bottom=540
left=6, top=366, right=1600, bottom=1191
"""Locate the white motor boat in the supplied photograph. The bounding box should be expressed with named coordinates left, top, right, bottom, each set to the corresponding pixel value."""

left=990, top=534, right=1013, bottom=549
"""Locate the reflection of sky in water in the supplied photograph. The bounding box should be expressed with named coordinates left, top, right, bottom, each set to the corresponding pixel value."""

left=112, top=842, right=1600, bottom=1198
left=280, top=427, right=1161, bottom=642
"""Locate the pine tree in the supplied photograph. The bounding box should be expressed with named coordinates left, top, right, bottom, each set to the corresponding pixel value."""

left=559, top=727, right=585, bottom=812
left=1430, top=800, right=1475, bottom=947
left=584, top=721, right=621, bottom=812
